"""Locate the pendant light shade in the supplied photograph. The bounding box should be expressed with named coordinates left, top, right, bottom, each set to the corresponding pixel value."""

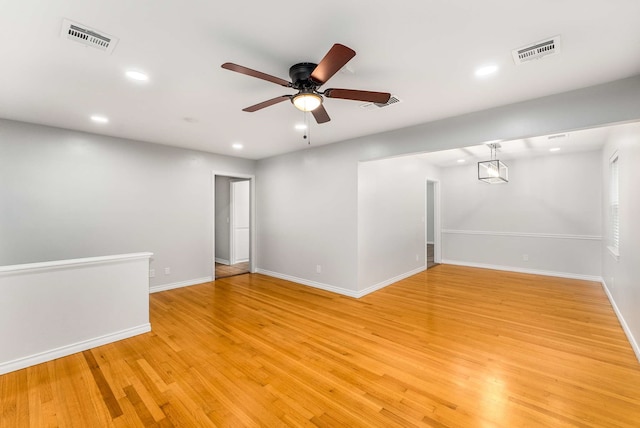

left=478, top=144, right=508, bottom=183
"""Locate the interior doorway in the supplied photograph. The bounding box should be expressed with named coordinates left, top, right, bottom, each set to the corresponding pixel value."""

left=426, top=179, right=441, bottom=269
left=213, top=173, right=254, bottom=279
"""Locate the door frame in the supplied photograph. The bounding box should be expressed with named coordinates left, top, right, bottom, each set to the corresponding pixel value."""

left=212, top=171, right=256, bottom=279
left=425, top=178, right=442, bottom=265
left=229, top=178, right=250, bottom=265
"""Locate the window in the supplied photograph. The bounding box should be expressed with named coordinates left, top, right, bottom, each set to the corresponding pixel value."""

left=609, top=153, right=620, bottom=258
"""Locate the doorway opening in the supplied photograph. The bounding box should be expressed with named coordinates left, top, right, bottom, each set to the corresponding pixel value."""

left=426, top=179, right=441, bottom=270
left=213, top=173, right=255, bottom=279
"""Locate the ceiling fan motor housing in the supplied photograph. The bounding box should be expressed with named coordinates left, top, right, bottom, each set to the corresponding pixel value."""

left=289, top=63, right=318, bottom=89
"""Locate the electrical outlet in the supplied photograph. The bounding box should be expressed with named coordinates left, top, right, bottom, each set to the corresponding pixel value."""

left=316, top=265, right=322, bottom=273
left=164, top=267, right=171, bottom=275
left=416, top=254, right=419, bottom=261
left=149, top=269, right=155, bottom=278
left=522, top=254, right=529, bottom=262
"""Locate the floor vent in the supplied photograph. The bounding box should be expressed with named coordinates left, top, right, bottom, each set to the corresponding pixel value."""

left=361, top=95, right=401, bottom=110
left=60, top=19, right=118, bottom=54
left=512, top=36, right=560, bottom=65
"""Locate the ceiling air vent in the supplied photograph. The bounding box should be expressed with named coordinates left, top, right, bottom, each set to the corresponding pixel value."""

left=361, top=95, right=401, bottom=110
left=512, top=36, right=560, bottom=65
left=60, top=19, right=118, bottom=54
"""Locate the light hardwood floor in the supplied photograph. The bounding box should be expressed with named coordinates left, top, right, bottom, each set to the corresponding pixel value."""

left=2, top=265, right=640, bottom=427
left=215, top=261, right=250, bottom=279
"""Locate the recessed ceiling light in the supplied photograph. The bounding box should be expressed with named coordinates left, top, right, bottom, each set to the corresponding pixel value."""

left=232, top=143, right=243, bottom=150
left=90, top=115, right=109, bottom=124
left=457, top=159, right=466, bottom=163
left=125, top=70, right=149, bottom=82
left=549, top=147, right=561, bottom=152
left=295, top=123, right=307, bottom=131
left=475, top=64, right=499, bottom=77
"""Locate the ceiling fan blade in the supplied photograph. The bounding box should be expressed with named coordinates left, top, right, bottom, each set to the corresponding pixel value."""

left=324, top=88, right=391, bottom=104
left=222, top=63, right=291, bottom=87
left=310, top=44, right=356, bottom=85
left=312, top=104, right=331, bottom=124
left=242, top=95, right=291, bottom=112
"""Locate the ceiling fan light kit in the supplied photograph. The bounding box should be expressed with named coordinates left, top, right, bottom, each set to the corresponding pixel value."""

left=292, top=91, right=322, bottom=112
left=221, top=43, right=391, bottom=124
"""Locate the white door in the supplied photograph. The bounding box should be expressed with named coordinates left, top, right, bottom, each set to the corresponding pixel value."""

left=230, top=180, right=250, bottom=264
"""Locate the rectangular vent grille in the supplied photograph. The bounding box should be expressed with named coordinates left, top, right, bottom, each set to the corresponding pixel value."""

left=361, top=95, right=401, bottom=110
left=548, top=133, right=568, bottom=140
left=512, top=36, right=560, bottom=65
left=60, top=19, right=118, bottom=54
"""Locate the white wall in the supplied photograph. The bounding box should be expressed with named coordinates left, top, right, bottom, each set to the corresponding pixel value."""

left=214, top=176, right=231, bottom=263
left=439, top=150, right=602, bottom=278
left=256, top=143, right=360, bottom=293
left=601, top=121, right=640, bottom=360
left=256, top=76, right=640, bottom=295
left=0, top=119, right=255, bottom=288
left=0, top=253, right=151, bottom=374
left=357, top=156, right=440, bottom=293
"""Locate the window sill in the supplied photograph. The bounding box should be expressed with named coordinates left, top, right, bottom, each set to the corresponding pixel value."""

left=607, top=246, right=620, bottom=262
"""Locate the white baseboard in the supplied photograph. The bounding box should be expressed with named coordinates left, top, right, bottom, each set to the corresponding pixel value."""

left=358, top=266, right=426, bottom=297
left=256, top=266, right=426, bottom=299
left=427, top=241, right=435, bottom=245
left=215, top=258, right=230, bottom=265
left=440, top=259, right=602, bottom=282
left=0, top=324, right=150, bottom=375
left=149, top=276, right=213, bottom=294
left=255, top=269, right=360, bottom=298
left=600, top=280, right=640, bottom=363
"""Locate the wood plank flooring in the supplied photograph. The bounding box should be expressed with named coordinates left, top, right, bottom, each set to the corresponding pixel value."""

left=2, top=265, right=640, bottom=427
left=215, top=261, right=249, bottom=278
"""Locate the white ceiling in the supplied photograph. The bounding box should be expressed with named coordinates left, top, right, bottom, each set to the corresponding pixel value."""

left=1, top=1, right=639, bottom=160
left=419, top=126, right=611, bottom=167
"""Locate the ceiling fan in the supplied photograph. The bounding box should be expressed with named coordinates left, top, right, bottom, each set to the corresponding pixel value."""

left=221, top=43, right=391, bottom=124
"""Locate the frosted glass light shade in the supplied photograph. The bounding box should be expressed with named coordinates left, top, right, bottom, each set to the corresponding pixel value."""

left=292, top=93, right=322, bottom=112
left=478, top=160, right=508, bottom=183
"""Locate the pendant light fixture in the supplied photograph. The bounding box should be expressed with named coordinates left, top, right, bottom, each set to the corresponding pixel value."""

left=478, top=143, right=508, bottom=183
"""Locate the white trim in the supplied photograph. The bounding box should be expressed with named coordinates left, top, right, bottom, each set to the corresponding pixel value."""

left=256, top=269, right=360, bottom=298
left=425, top=178, right=442, bottom=264
left=257, top=266, right=426, bottom=299
left=0, top=252, right=153, bottom=273
left=441, top=259, right=603, bottom=282
left=358, top=266, right=426, bottom=297
left=215, top=258, right=230, bottom=265
left=0, top=324, right=150, bottom=375
left=601, top=279, right=640, bottom=363
left=442, top=229, right=602, bottom=241
left=149, top=276, right=212, bottom=294
left=212, top=171, right=256, bottom=280
left=427, top=241, right=435, bottom=245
